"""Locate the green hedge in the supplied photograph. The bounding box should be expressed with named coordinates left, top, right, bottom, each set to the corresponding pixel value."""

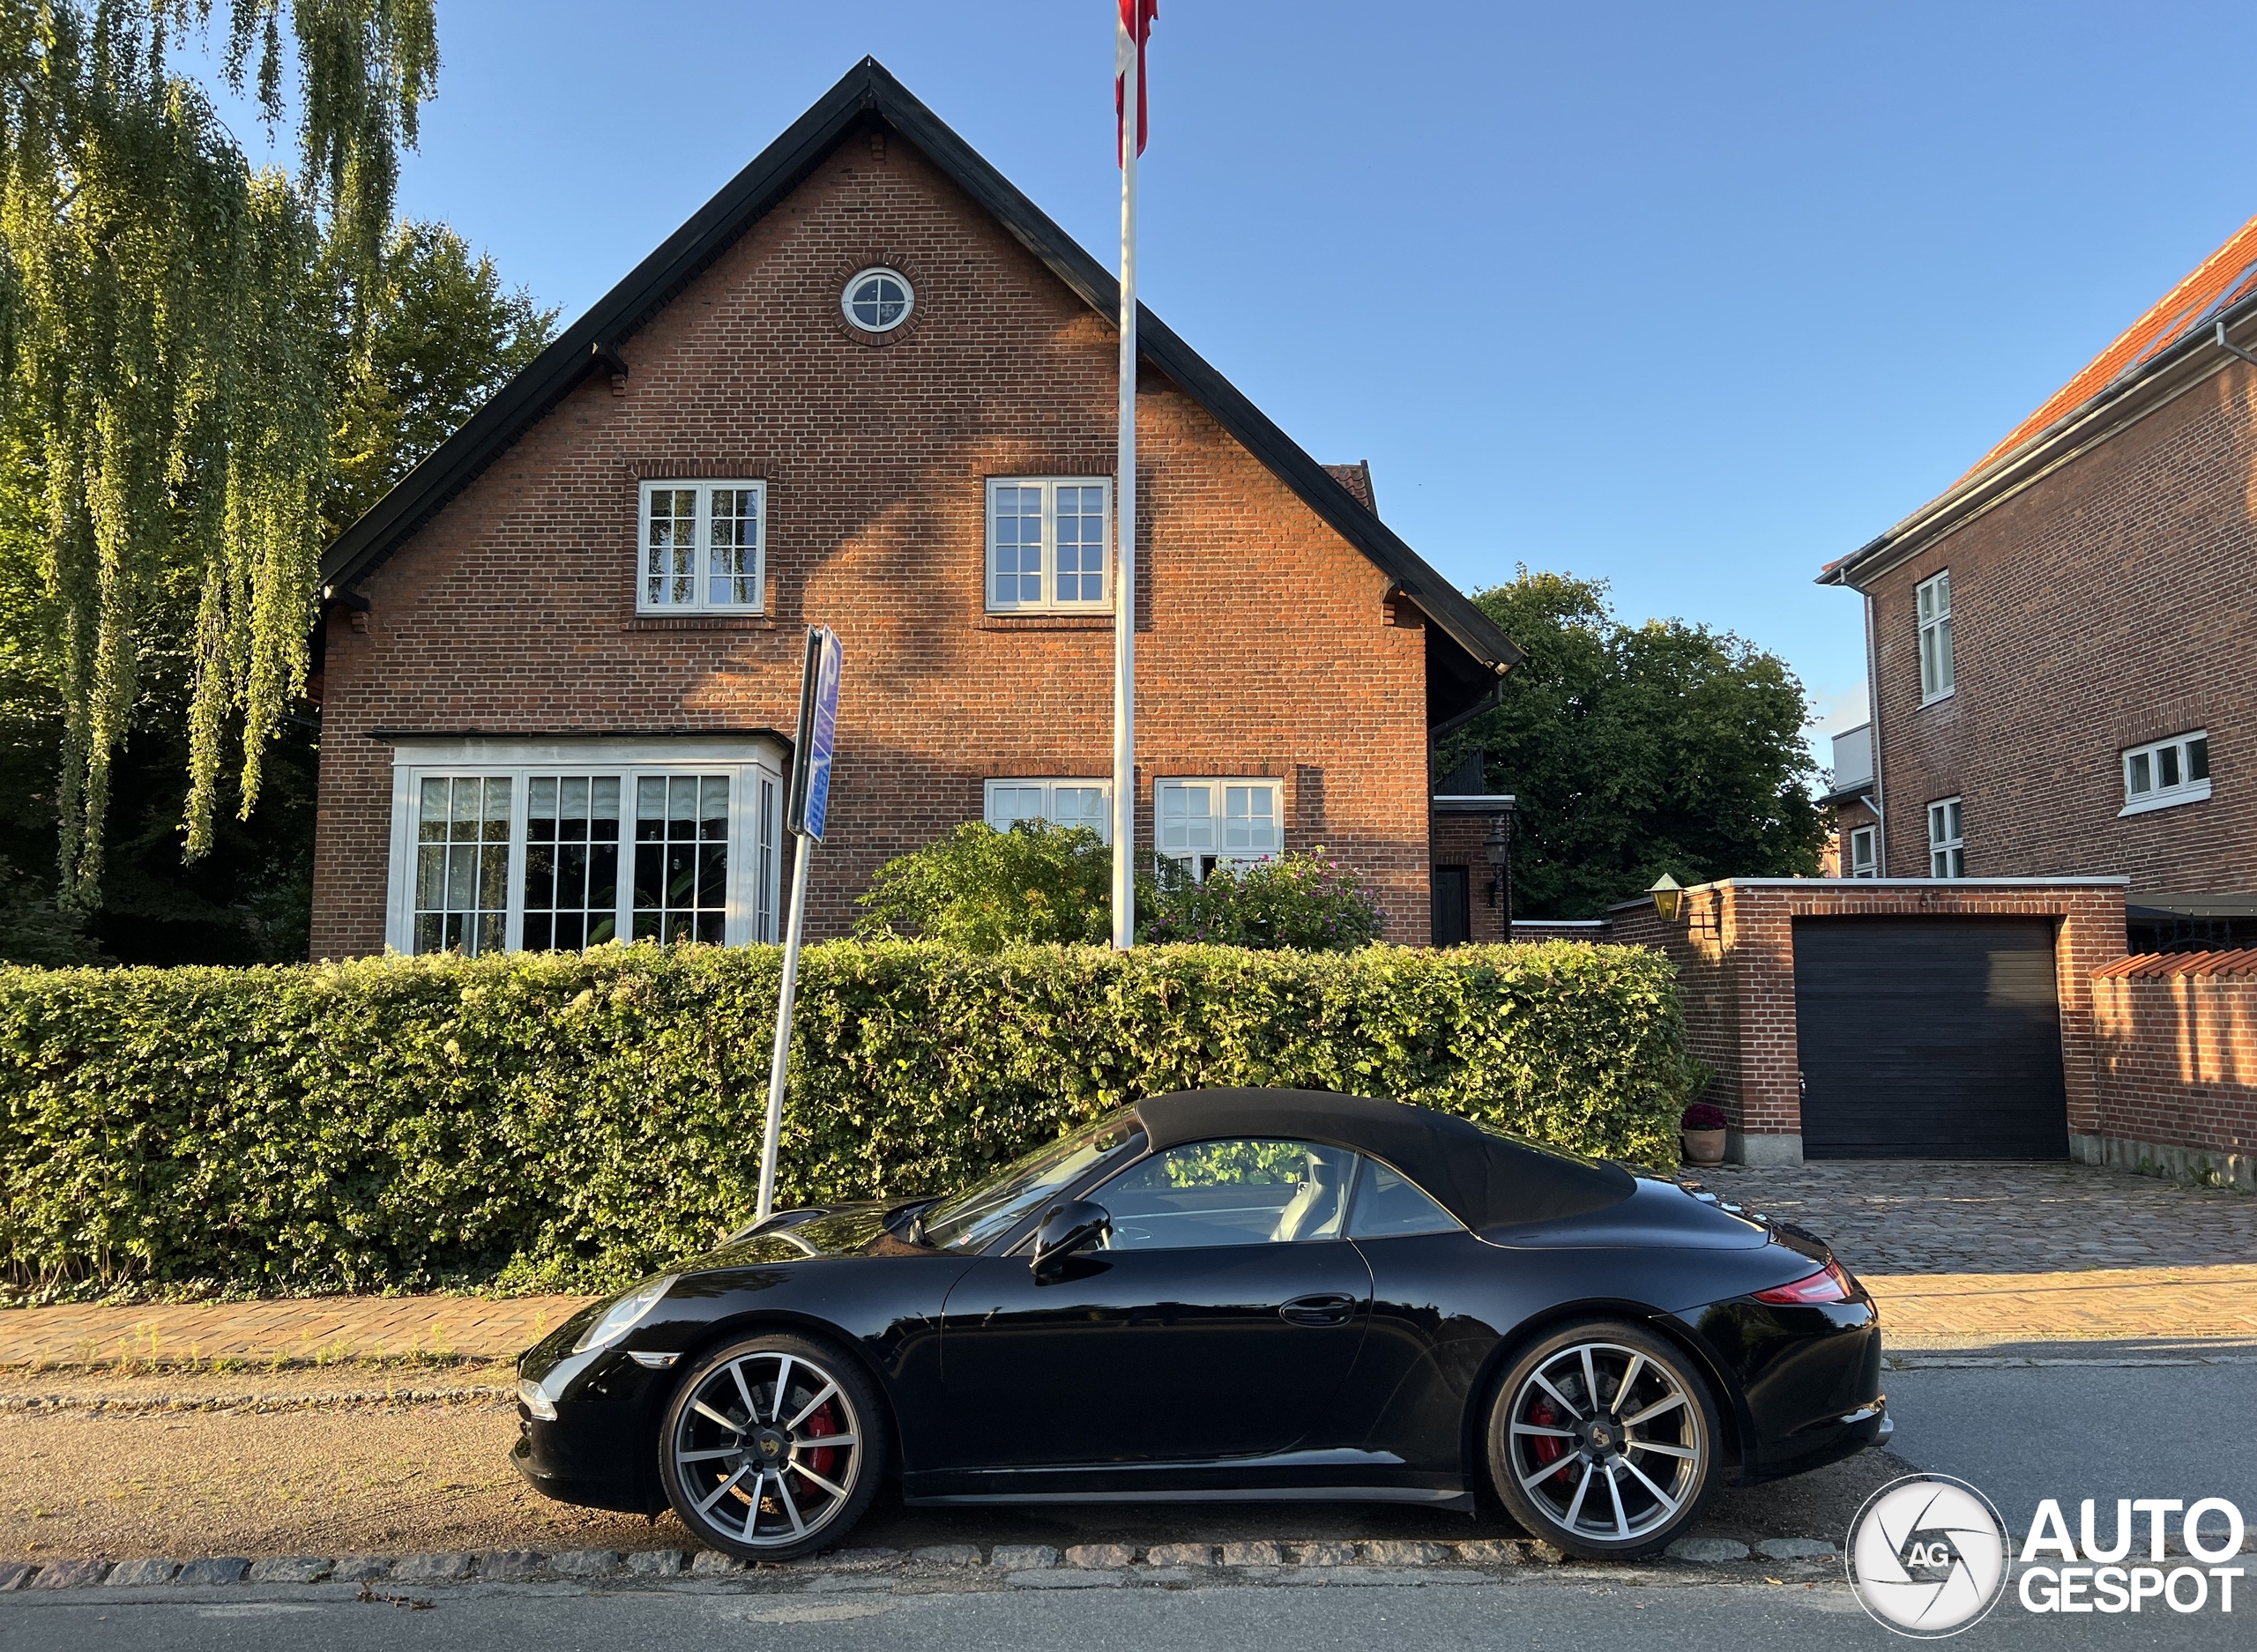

left=0, top=941, right=1699, bottom=1302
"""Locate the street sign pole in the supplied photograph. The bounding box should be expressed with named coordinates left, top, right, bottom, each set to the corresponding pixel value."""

left=757, top=625, right=843, bottom=1225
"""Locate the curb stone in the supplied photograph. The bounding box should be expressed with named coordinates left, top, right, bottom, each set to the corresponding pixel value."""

left=625, top=1550, right=685, bottom=1577
left=1218, top=1542, right=1283, bottom=1566
left=1359, top=1541, right=1450, bottom=1566
left=911, top=1544, right=983, bottom=1566
left=176, top=1558, right=250, bottom=1587
left=1666, top=1537, right=1751, bottom=1564
left=474, top=1552, right=544, bottom=1582
left=1754, top=1538, right=1837, bottom=1560
left=0, top=1564, right=29, bottom=1591
left=1294, top=1542, right=1359, bottom=1566
left=689, top=1552, right=747, bottom=1577
left=1063, top=1544, right=1136, bottom=1569
left=332, top=1555, right=393, bottom=1582
left=29, top=1559, right=109, bottom=1589
left=990, top=1545, right=1060, bottom=1571
left=389, top=1552, right=471, bottom=1583
left=248, top=1557, right=332, bottom=1584
left=103, top=1559, right=180, bottom=1588
left=547, top=1550, right=622, bottom=1578
left=1143, top=1544, right=1215, bottom=1567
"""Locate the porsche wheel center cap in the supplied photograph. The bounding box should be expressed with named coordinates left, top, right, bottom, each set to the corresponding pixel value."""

left=752, top=1428, right=788, bottom=1462
left=1584, top=1419, right=1619, bottom=1454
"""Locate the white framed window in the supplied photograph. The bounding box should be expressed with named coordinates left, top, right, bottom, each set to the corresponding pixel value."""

left=1848, top=824, right=1878, bottom=878
left=1916, top=570, right=1954, bottom=703
left=987, top=478, right=1111, bottom=613
left=638, top=480, right=765, bottom=614
left=1926, top=797, right=1965, bottom=879
left=386, top=739, right=786, bottom=955
left=842, top=266, right=912, bottom=333
left=2120, top=731, right=2210, bottom=817
left=984, top=778, right=1112, bottom=842
left=1156, top=778, right=1282, bottom=880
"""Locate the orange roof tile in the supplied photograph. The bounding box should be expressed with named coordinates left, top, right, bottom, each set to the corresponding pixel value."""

left=2094, top=949, right=2257, bottom=980
left=1964, top=212, right=2257, bottom=482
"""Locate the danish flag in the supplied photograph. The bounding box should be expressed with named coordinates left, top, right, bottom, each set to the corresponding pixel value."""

left=1116, top=0, right=1157, bottom=162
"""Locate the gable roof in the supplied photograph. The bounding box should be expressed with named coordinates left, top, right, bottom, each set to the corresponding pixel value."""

left=320, top=57, right=1518, bottom=715
left=1821, top=211, right=2257, bottom=590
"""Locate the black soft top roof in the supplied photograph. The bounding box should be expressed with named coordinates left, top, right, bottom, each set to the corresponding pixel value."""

left=1132, top=1089, right=1634, bottom=1232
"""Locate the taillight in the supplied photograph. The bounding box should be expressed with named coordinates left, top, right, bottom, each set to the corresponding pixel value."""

left=1753, top=1258, right=1854, bottom=1306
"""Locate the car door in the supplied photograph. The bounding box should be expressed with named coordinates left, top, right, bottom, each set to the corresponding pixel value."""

left=935, top=1137, right=1374, bottom=1470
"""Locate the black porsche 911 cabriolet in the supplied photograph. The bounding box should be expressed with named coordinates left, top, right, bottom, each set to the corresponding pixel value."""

left=513, top=1089, right=1887, bottom=1561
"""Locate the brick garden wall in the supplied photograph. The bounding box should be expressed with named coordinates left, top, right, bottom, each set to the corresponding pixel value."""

left=313, top=128, right=1433, bottom=956
left=2089, top=951, right=2257, bottom=1188
left=1611, top=879, right=2128, bottom=1161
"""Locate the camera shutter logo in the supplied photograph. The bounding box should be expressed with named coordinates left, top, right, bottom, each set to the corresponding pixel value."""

left=1847, top=1475, right=2011, bottom=1638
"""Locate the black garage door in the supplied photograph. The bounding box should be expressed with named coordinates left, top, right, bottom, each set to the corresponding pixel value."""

left=1792, top=917, right=2068, bottom=1159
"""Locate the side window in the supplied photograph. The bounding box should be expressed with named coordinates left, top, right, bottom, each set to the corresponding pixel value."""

left=1345, top=1159, right=1461, bottom=1239
left=1096, top=1139, right=1354, bottom=1250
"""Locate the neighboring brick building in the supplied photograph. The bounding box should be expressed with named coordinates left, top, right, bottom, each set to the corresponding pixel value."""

left=1818, top=213, right=2257, bottom=951
left=306, top=60, right=1516, bottom=959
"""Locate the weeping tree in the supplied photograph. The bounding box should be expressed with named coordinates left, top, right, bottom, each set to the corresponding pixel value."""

left=0, top=0, right=437, bottom=907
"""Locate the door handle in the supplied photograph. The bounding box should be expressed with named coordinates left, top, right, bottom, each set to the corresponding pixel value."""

left=1279, top=1293, right=1356, bottom=1328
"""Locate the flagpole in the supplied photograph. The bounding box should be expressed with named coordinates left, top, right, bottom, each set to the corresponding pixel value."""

left=1111, top=33, right=1139, bottom=950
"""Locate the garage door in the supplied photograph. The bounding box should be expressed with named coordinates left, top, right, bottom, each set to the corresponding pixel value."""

left=1792, top=917, right=2068, bottom=1159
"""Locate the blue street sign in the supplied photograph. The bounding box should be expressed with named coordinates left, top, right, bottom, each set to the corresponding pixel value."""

left=787, top=626, right=844, bottom=842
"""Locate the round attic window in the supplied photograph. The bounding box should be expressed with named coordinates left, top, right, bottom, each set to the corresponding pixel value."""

left=843, top=267, right=912, bottom=333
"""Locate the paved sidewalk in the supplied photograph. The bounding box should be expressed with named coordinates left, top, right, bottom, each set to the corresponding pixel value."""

left=3, top=1160, right=2246, bottom=1367
left=1700, top=1158, right=2257, bottom=1350
left=0, top=1293, right=590, bottom=1369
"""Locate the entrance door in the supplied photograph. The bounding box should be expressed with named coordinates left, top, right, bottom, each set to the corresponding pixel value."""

left=1432, top=867, right=1471, bottom=946
left=935, top=1138, right=1373, bottom=1470
left=1792, top=917, right=2068, bottom=1158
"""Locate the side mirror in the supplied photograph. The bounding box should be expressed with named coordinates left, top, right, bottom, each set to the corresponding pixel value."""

left=1031, top=1200, right=1112, bottom=1279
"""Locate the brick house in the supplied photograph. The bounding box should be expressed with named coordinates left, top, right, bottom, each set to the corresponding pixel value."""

left=307, top=59, right=1517, bottom=959
left=1817, top=212, right=2257, bottom=952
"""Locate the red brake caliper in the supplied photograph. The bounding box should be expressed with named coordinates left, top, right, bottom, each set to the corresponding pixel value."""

left=801, top=1401, right=839, bottom=1483
left=1528, top=1397, right=1566, bottom=1469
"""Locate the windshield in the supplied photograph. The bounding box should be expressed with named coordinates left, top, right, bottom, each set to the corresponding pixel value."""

left=920, top=1112, right=1141, bottom=1253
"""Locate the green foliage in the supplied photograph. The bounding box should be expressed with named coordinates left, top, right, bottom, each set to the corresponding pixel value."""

left=856, top=821, right=1114, bottom=951
left=0, top=939, right=1702, bottom=1300
left=0, top=0, right=438, bottom=894
left=1440, top=569, right=1827, bottom=919
left=1142, top=848, right=1382, bottom=951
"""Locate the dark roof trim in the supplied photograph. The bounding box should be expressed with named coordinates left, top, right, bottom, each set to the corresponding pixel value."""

left=1821, top=289, right=2257, bottom=591
left=320, top=57, right=1519, bottom=694
left=370, top=726, right=792, bottom=749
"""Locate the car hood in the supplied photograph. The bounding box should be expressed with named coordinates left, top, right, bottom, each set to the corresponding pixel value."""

left=684, top=1202, right=926, bottom=1269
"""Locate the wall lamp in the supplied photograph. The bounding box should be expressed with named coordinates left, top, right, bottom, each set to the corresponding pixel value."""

left=1649, top=873, right=1686, bottom=924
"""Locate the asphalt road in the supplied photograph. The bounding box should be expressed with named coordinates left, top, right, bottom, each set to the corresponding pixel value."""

left=10, top=1358, right=2253, bottom=1650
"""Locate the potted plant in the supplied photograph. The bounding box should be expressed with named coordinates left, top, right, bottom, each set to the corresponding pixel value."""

left=1680, top=1103, right=1728, bottom=1166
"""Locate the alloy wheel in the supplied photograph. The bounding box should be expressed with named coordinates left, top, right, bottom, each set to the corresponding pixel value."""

left=669, top=1349, right=864, bottom=1549
left=1503, top=1337, right=1707, bottom=1544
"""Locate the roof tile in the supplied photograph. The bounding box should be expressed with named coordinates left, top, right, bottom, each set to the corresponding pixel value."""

left=2094, top=949, right=2257, bottom=980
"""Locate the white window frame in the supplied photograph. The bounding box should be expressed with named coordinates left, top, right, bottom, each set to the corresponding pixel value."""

left=986, top=477, right=1113, bottom=614
left=2119, top=730, right=2211, bottom=817
left=841, top=266, right=913, bottom=333
left=384, top=738, right=788, bottom=954
left=1916, top=569, right=1954, bottom=704
left=1848, top=824, right=1878, bottom=878
left=1155, top=777, right=1284, bottom=881
left=1926, top=796, right=1965, bottom=879
left=637, top=480, right=766, bottom=614
left=983, top=778, right=1113, bottom=843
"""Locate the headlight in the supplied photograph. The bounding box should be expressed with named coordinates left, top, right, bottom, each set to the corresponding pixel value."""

left=570, top=1274, right=678, bottom=1354
left=517, top=1376, right=557, bottom=1421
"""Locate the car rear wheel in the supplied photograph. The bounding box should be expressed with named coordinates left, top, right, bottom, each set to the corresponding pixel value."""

left=658, top=1332, right=886, bottom=1563
left=1486, top=1320, right=1718, bottom=1559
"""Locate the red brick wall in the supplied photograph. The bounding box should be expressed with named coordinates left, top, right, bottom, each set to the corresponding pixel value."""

left=1857, top=367, right=2257, bottom=893
left=2091, top=955, right=2257, bottom=1162
left=1613, top=880, right=2127, bottom=1148
left=312, top=132, right=1430, bottom=956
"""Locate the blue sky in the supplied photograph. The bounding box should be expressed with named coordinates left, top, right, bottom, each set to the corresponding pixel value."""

left=228, top=3, right=2257, bottom=745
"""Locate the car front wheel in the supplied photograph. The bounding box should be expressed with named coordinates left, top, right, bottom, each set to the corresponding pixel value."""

left=1486, top=1320, right=1718, bottom=1559
left=658, top=1332, right=887, bottom=1563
